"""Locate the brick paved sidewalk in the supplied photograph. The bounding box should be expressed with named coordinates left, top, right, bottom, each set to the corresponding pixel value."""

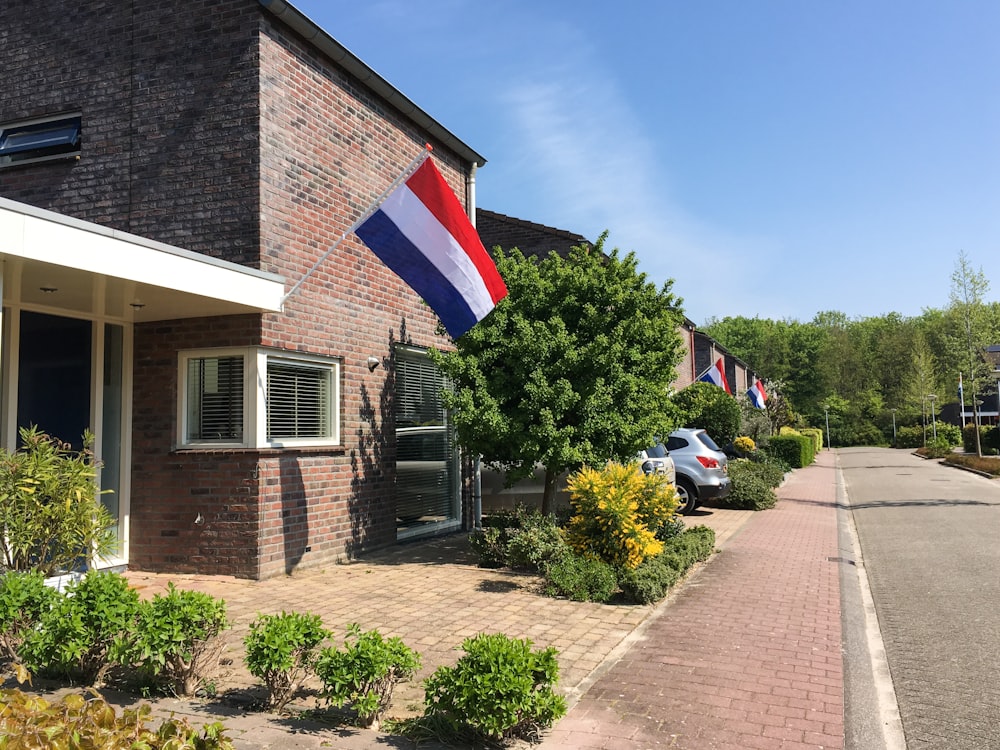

left=541, top=450, right=844, bottom=750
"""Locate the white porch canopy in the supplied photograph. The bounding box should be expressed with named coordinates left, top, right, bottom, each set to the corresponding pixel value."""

left=0, top=197, right=284, bottom=321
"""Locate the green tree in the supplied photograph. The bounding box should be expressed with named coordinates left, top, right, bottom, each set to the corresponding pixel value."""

left=670, top=381, right=740, bottom=445
left=432, top=236, right=685, bottom=514
left=947, top=251, right=995, bottom=456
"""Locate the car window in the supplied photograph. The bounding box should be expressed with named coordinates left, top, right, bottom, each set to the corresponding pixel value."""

left=696, top=432, right=722, bottom=451
left=646, top=443, right=667, bottom=458
left=665, top=436, right=687, bottom=451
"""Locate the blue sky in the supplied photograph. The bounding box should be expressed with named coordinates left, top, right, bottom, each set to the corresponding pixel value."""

left=290, top=0, right=1000, bottom=326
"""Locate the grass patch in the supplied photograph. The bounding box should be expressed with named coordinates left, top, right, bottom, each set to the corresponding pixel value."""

left=942, top=454, right=1000, bottom=477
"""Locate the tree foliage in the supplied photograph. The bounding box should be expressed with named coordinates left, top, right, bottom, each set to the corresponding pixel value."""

left=704, top=251, right=1000, bottom=448
left=432, top=235, right=685, bottom=513
left=669, top=381, right=741, bottom=445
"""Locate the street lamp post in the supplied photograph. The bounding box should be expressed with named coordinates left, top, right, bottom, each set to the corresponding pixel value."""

left=824, top=408, right=831, bottom=450
left=891, top=408, right=897, bottom=448
left=927, top=395, right=937, bottom=441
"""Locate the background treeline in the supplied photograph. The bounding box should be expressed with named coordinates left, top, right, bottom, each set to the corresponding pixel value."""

left=703, top=302, right=1000, bottom=447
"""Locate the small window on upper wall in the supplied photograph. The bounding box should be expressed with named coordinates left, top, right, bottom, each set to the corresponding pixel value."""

left=0, top=114, right=82, bottom=167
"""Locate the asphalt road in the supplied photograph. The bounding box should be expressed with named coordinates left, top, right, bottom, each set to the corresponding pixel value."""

left=840, top=447, right=1000, bottom=750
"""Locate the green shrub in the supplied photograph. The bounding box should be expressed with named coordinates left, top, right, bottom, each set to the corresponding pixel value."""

left=616, top=554, right=680, bottom=604
left=0, top=685, right=234, bottom=749
left=963, top=423, right=1000, bottom=453
left=422, top=633, right=567, bottom=743
left=543, top=552, right=618, bottom=602
left=798, top=427, right=824, bottom=453
left=20, top=571, right=140, bottom=685
left=315, top=623, right=421, bottom=729
left=469, top=505, right=569, bottom=572
left=0, top=570, right=59, bottom=665
left=0, top=427, right=117, bottom=577
left=896, top=425, right=924, bottom=449
left=114, top=583, right=229, bottom=697
left=766, top=434, right=814, bottom=468
left=922, top=436, right=953, bottom=459
left=244, top=611, right=330, bottom=711
left=936, top=423, right=962, bottom=446
left=564, top=463, right=676, bottom=569
left=724, top=459, right=778, bottom=510
left=668, top=525, right=716, bottom=566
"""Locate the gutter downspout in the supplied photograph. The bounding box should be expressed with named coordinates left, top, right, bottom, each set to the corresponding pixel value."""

left=467, top=161, right=483, bottom=529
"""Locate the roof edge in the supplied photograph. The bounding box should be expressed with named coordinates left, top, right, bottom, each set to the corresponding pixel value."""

left=259, top=0, right=487, bottom=168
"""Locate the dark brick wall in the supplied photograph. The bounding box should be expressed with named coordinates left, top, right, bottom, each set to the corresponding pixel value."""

left=0, top=0, right=261, bottom=265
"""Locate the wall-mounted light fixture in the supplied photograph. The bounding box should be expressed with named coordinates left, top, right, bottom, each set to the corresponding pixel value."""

left=366, top=356, right=381, bottom=372
left=130, top=300, right=146, bottom=310
left=39, top=285, right=58, bottom=293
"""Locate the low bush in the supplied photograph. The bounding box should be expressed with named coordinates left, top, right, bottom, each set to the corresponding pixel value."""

left=0, top=570, right=59, bottom=665
left=543, top=552, right=618, bottom=603
left=20, top=571, right=140, bottom=685
left=616, top=553, right=680, bottom=604
left=732, top=436, right=756, bottom=454
left=315, top=623, right=421, bottom=729
left=617, top=526, right=715, bottom=605
left=921, top=437, right=954, bottom=459
left=115, top=582, right=229, bottom=697
left=963, top=423, right=1000, bottom=454
left=942, top=454, right=1000, bottom=477
left=469, top=505, right=568, bottom=572
left=724, top=460, right=778, bottom=510
left=0, top=684, right=234, bottom=749
left=564, top=463, right=675, bottom=570
left=422, top=633, right=566, bottom=743
left=895, top=425, right=924, bottom=449
left=244, top=611, right=330, bottom=712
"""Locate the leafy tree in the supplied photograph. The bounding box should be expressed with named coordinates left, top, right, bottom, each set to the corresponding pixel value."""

left=432, top=235, right=685, bottom=514
left=946, top=251, right=996, bottom=456
left=670, top=381, right=740, bottom=445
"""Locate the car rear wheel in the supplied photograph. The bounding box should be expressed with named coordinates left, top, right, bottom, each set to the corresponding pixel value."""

left=675, top=478, right=698, bottom=515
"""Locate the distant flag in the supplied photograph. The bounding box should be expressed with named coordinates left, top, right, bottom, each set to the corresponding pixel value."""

left=355, top=150, right=508, bottom=339
left=747, top=379, right=768, bottom=409
left=698, top=357, right=732, bottom=394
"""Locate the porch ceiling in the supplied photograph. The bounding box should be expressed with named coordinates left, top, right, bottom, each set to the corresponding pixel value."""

left=0, top=197, right=285, bottom=322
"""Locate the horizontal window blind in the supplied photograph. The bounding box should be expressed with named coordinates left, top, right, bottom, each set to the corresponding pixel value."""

left=186, top=356, right=244, bottom=442
left=267, top=360, right=331, bottom=439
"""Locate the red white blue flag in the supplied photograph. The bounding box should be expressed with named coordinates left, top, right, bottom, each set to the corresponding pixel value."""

left=747, top=379, right=768, bottom=409
left=355, top=156, right=508, bottom=339
left=698, top=357, right=732, bottom=394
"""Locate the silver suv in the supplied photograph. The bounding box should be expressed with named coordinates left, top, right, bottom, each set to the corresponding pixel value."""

left=665, top=428, right=731, bottom=514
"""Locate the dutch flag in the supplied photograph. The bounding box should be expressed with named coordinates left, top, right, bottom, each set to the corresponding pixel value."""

left=698, top=357, right=732, bottom=394
left=747, top=379, right=768, bottom=409
left=356, top=156, right=508, bottom=339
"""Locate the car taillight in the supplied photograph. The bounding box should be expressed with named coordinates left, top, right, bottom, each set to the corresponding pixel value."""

left=696, top=455, right=719, bottom=469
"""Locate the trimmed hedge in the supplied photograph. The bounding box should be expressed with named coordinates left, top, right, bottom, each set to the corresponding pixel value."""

left=766, top=434, right=815, bottom=468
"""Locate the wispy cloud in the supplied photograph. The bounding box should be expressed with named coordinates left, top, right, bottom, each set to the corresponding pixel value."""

left=496, top=55, right=779, bottom=323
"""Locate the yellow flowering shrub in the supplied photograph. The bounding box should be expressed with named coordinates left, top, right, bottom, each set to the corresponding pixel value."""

left=564, top=462, right=678, bottom=570
left=733, top=436, right=756, bottom=454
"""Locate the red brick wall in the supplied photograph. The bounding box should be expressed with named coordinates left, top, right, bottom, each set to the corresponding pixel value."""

left=2, top=1, right=471, bottom=579
left=249, top=16, right=464, bottom=578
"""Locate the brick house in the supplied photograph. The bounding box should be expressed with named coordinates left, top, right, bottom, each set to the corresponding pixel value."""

left=1, top=0, right=487, bottom=579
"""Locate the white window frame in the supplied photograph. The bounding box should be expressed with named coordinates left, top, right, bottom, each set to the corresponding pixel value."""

left=177, top=347, right=341, bottom=449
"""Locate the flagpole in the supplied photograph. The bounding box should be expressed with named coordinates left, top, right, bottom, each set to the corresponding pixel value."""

left=279, top=144, right=434, bottom=310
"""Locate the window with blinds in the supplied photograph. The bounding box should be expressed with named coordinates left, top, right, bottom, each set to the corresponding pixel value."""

left=266, top=359, right=332, bottom=440
left=185, top=355, right=244, bottom=442
left=179, top=348, right=340, bottom=448
left=394, top=348, right=458, bottom=532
